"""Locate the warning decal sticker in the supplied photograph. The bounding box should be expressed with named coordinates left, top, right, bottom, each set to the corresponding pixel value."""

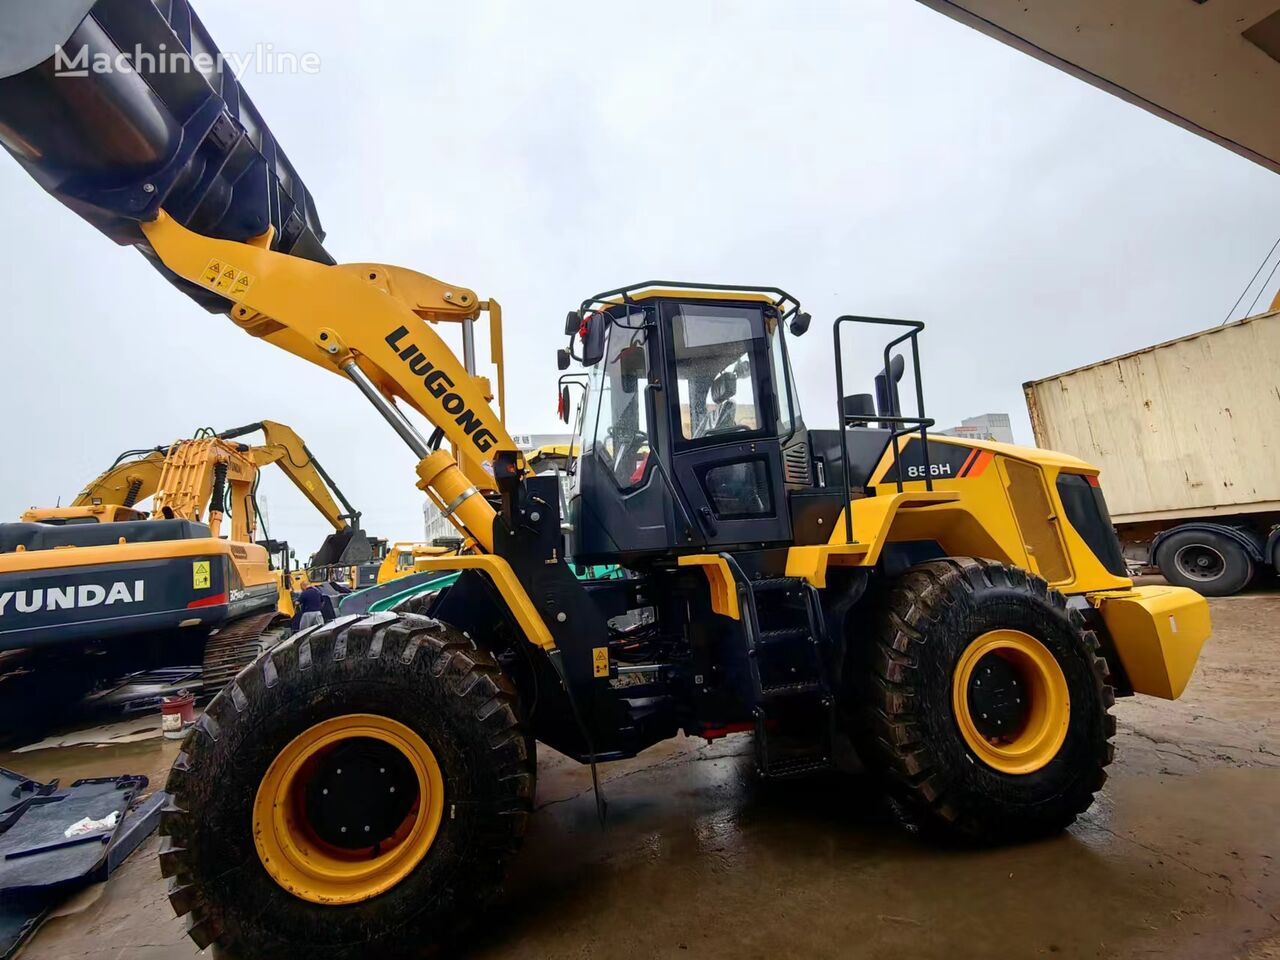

left=202, top=258, right=254, bottom=299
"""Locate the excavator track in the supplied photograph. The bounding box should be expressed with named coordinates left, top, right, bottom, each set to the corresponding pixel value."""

left=200, top=611, right=289, bottom=695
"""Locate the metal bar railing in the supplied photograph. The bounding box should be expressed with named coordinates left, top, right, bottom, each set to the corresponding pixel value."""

left=832, top=315, right=934, bottom=544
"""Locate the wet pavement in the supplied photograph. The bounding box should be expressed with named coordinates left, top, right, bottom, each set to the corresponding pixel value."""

left=3, top=589, right=1277, bottom=959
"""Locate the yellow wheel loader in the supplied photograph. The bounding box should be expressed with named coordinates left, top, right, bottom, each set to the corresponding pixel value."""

left=0, top=4, right=1211, bottom=957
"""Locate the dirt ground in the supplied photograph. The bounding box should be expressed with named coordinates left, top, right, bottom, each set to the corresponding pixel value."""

left=3, top=588, right=1277, bottom=960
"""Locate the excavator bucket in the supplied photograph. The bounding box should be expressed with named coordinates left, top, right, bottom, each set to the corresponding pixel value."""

left=0, top=0, right=331, bottom=311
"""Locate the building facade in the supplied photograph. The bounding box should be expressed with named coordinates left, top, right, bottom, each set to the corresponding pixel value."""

left=422, top=432, right=575, bottom=541
left=938, top=413, right=1014, bottom=445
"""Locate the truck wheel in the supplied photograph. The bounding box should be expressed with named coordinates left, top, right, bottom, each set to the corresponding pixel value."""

left=849, top=558, right=1114, bottom=843
left=160, top=612, right=534, bottom=959
left=1154, top=527, right=1254, bottom=597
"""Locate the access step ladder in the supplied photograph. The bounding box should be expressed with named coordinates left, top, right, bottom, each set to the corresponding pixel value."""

left=734, top=572, right=838, bottom=778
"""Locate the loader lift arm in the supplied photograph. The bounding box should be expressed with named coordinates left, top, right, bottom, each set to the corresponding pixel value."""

left=140, top=213, right=521, bottom=554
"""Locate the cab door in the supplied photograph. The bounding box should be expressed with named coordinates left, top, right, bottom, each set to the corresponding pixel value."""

left=661, top=300, right=791, bottom=548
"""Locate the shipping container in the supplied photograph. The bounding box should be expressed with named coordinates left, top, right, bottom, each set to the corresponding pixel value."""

left=1024, top=311, right=1280, bottom=595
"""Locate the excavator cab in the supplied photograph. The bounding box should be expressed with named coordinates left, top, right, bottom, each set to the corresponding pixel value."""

left=569, top=286, right=809, bottom=563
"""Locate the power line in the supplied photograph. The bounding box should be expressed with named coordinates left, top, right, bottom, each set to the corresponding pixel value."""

left=1245, top=252, right=1280, bottom=319
left=1221, top=232, right=1280, bottom=325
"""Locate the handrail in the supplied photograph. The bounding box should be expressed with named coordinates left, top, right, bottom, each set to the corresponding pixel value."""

left=832, top=315, right=933, bottom=544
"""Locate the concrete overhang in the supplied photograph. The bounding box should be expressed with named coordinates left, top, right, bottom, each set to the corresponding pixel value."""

left=917, top=1, right=1280, bottom=174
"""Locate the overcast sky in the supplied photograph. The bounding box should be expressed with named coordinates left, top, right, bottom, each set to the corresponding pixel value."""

left=3, top=0, right=1279, bottom=557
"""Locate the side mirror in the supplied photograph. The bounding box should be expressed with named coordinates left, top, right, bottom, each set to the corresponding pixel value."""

left=556, top=347, right=570, bottom=371
left=581, top=314, right=607, bottom=366
left=558, top=385, right=571, bottom=423
left=789, top=311, right=811, bottom=336
left=565, top=310, right=582, bottom=336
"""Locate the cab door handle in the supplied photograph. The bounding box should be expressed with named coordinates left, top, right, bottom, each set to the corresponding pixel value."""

left=697, top=506, right=718, bottom=535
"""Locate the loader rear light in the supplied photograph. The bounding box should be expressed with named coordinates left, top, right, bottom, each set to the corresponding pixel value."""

left=187, top=592, right=228, bottom=609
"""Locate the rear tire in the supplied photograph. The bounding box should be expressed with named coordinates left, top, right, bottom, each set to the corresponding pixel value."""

left=1154, top=527, right=1254, bottom=597
left=848, top=558, right=1115, bottom=843
left=160, top=612, right=534, bottom=959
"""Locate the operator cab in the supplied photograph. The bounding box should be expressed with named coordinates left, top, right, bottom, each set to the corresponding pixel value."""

left=563, top=285, right=813, bottom=564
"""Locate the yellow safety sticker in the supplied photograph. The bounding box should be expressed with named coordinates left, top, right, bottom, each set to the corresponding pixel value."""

left=229, top=270, right=254, bottom=297
left=592, top=646, right=609, bottom=678
left=215, top=266, right=237, bottom=291
left=201, top=259, right=254, bottom=299
left=192, top=560, right=211, bottom=590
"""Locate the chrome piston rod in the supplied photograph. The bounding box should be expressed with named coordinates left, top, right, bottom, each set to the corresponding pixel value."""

left=341, top=359, right=431, bottom=459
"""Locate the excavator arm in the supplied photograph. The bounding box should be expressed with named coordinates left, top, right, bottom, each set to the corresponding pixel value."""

left=219, top=420, right=358, bottom=533
left=70, top=450, right=166, bottom=509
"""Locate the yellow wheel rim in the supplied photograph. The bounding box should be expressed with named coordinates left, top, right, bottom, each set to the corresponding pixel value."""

left=252, top=714, right=444, bottom=905
left=951, top=630, right=1070, bottom=775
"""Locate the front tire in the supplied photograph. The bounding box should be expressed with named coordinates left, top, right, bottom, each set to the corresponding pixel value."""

left=160, top=612, right=534, bottom=958
left=849, top=558, right=1114, bottom=843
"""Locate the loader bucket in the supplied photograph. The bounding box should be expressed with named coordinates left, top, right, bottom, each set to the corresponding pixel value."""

left=0, top=0, right=332, bottom=311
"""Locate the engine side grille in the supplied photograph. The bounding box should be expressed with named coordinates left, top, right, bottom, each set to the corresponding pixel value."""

left=784, top=443, right=812, bottom=485
left=1003, top=458, right=1071, bottom=584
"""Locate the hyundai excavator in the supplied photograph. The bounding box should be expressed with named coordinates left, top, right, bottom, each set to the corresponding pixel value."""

left=0, top=419, right=377, bottom=704
left=0, top=3, right=1217, bottom=957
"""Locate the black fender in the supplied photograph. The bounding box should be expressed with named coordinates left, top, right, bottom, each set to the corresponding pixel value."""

left=1150, top=522, right=1265, bottom=564
left=1266, top=525, right=1280, bottom=574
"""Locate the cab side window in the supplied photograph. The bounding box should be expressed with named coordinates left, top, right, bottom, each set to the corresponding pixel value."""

left=587, top=313, right=651, bottom=489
